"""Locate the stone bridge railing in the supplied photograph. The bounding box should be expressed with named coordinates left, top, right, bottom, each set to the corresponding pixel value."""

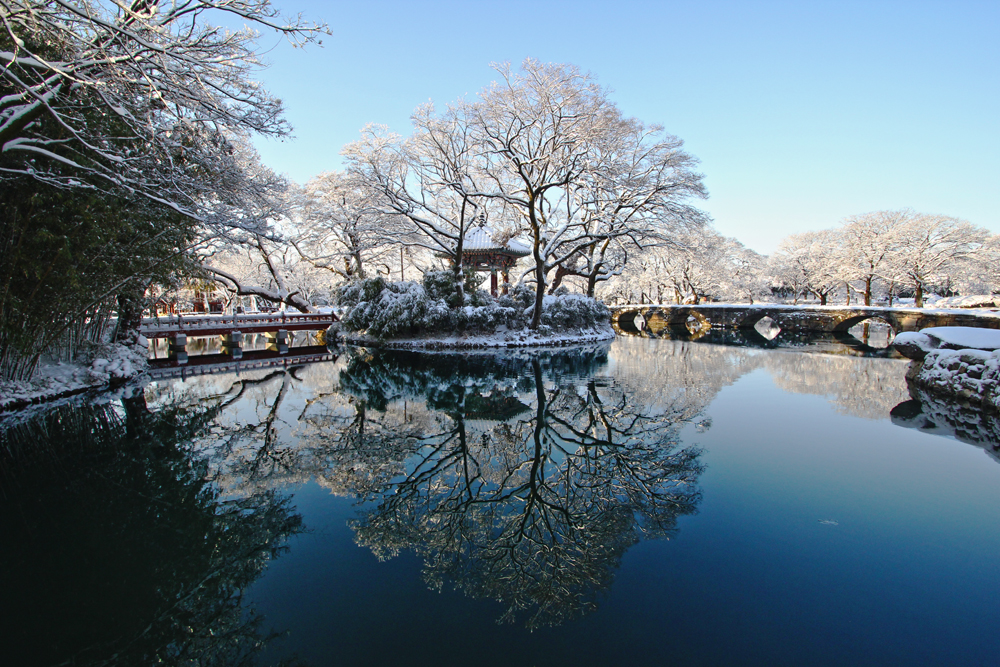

left=610, top=304, right=1000, bottom=335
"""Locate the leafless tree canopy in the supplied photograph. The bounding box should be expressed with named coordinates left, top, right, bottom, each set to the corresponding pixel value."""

left=0, top=0, right=325, bottom=227
left=345, top=59, right=709, bottom=325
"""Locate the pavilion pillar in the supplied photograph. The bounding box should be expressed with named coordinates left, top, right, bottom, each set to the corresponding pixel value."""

left=502, top=269, right=510, bottom=295
left=490, top=268, right=498, bottom=297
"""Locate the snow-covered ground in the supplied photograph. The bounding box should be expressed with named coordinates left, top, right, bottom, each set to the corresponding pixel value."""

left=894, top=327, right=1000, bottom=409
left=0, top=341, right=149, bottom=412
left=338, top=323, right=616, bottom=350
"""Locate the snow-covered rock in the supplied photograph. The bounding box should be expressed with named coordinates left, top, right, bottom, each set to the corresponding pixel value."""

left=897, top=326, right=1000, bottom=411
left=894, top=327, right=1000, bottom=361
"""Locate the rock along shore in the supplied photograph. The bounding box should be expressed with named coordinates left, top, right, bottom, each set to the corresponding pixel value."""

left=893, top=327, right=1000, bottom=410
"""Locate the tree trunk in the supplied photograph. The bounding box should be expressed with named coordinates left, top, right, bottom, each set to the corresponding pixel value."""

left=114, top=287, right=145, bottom=346
left=864, top=276, right=873, bottom=306
left=548, top=266, right=569, bottom=294
left=915, top=282, right=924, bottom=308
left=531, top=262, right=546, bottom=328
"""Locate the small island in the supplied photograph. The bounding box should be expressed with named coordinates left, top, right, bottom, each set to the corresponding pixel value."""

left=331, top=225, right=614, bottom=350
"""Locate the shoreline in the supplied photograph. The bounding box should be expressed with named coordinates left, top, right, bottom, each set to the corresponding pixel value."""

left=337, top=324, right=616, bottom=351
left=0, top=326, right=616, bottom=414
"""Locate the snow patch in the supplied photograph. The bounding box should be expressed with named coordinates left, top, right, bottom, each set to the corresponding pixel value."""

left=0, top=342, right=149, bottom=412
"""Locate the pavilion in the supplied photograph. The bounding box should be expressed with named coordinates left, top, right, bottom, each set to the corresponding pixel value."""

left=461, top=225, right=531, bottom=296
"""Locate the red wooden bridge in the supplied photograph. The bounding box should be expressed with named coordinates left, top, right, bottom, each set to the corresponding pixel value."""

left=140, top=312, right=338, bottom=339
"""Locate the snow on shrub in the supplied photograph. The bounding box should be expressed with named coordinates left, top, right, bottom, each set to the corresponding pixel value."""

left=541, top=292, right=611, bottom=329
left=336, top=276, right=610, bottom=338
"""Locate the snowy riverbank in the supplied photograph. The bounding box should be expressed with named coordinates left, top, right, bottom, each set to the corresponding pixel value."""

left=337, top=323, right=616, bottom=350
left=894, top=327, right=1000, bottom=409
left=0, top=342, right=149, bottom=412
left=0, top=325, right=616, bottom=413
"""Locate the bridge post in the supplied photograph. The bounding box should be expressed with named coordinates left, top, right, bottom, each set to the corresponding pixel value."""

left=222, top=331, right=243, bottom=359
left=168, top=333, right=188, bottom=365
left=266, top=329, right=289, bottom=354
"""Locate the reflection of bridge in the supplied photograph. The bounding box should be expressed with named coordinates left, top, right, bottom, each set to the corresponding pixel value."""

left=614, top=325, right=902, bottom=357
left=611, top=304, right=1000, bottom=335
left=147, top=345, right=337, bottom=380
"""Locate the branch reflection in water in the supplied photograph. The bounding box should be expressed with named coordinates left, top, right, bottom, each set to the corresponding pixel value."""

left=0, top=391, right=304, bottom=667
left=301, top=345, right=705, bottom=629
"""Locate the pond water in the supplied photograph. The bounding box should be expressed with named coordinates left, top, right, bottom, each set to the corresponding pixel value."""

left=3, top=333, right=1000, bottom=666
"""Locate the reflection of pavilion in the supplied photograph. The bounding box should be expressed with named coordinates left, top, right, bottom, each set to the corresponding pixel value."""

left=462, top=225, right=530, bottom=296
left=461, top=392, right=531, bottom=438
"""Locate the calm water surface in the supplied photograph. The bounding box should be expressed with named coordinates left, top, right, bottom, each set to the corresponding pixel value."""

left=3, top=333, right=1000, bottom=666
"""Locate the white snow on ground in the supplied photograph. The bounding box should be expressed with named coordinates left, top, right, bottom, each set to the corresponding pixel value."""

left=924, top=295, right=998, bottom=309
left=337, top=324, right=616, bottom=350
left=895, top=327, right=1000, bottom=357
left=916, top=326, right=1000, bottom=350
left=0, top=341, right=149, bottom=411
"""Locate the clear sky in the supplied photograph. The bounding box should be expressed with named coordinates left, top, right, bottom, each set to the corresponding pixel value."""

left=245, top=0, right=999, bottom=254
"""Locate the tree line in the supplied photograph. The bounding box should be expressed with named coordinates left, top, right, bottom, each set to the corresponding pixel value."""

left=598, top=209, right=994, bottom=307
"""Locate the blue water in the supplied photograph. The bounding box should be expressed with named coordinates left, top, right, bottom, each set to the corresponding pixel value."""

left=3, top=336, right=1000, bottom=666
left=246, top=363, right=1000, bottom=666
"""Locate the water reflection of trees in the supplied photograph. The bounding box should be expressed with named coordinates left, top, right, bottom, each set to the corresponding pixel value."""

left=0, top=395, right=302, bottom=667
left=613, top=329, right=910, bottom=421
left=323, top=346, right=704, bottom=629
left=764, top=352, right=910, bottom=420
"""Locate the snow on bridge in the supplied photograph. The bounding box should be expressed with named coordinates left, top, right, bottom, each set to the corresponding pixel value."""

left=140, top=312, right=338, bottom=339
left=610, top=304, right=1000, bottom=335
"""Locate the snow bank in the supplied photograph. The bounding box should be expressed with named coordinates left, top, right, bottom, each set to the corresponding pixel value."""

left=916, top=326, right=1000, bottom=351
left=896, top=326, right=1000, bottom=411
left=338, top=323, right=616, bottom=351
left=924, top=295, right=999, bottom=309
left=0, top=342, right=149, bottom=412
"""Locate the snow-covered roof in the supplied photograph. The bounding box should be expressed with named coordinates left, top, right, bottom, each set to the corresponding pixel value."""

left=464, top=225, right=531, bottom=257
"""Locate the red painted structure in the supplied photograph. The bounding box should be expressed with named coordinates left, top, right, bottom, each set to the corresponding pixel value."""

left=140, top=312, right=338, bottom=339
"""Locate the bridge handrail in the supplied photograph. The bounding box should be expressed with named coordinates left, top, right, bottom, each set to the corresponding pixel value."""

left=140, top=312, right=336, bottom=332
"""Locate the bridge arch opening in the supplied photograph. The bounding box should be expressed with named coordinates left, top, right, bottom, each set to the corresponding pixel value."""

left=613, top=310, right=643, bottom=334
left=839, top=316, right=896, bottom=348
left=736, top=311, right=781, bottom=333
left=753, top=316, right=781, bottom=341
left=671, top=309, right=710, bottom=334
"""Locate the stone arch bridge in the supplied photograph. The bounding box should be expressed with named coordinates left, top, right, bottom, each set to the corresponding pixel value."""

left=611, top=304, right=1000, bottom=335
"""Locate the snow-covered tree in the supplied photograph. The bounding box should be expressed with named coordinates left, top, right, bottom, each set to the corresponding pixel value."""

left=471, top=59, right=707, bottom=325
left=291, top=171, right=399, bottom=283
left=344, top=103, right=494, bottom=307
left=770, top=230, right=843, bottom=304
left=840, top=210, right=909, bottom=305
left=0, top=1, right=325, bottom=379
left=0, top=0, right=325, bottom=219
left=897, top=214, right=989, bottom=306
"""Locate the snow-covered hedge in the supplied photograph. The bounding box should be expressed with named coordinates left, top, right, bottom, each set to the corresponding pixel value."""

left=540, top=291, right=610, bottom=329
left=335, top=277, right=611, bottom=339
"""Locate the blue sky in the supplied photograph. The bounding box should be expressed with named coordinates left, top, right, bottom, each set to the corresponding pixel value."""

left=246, top=0, right=999, bottom=254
